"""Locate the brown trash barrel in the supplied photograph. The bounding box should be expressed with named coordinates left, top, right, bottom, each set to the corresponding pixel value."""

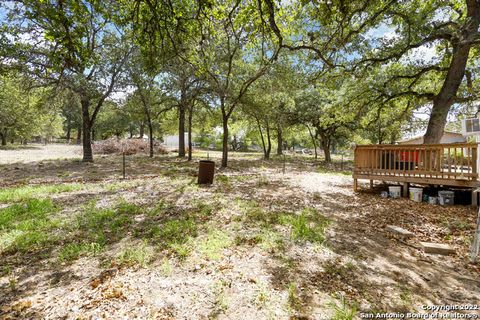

left=198, top=160, right=215, bottom=184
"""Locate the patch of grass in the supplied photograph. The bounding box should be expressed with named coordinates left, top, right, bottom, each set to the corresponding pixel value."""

left=232, top=175, right=251, bottom=182
left=76, top=201, right=139, bottom=244
left=0, top=265, right=12, bottom=277
left=149, top=218, right=197, bottom=259
left=151, top=218, right=197, bottom=243
left=147, top=199, right=174, bottom=217
left=56, top=171, right=70, bottom=178
left=233, top=234, right=260, bottom=246
left=0, top=144, right=22, bottom=150
left=255, top=228, right=284, bottom=252
left=241, top=203, right=266, bottom=222
left=329, top=296, right=358, bottom=320
left=8, top=276, right=17, bottom=291
left=116, top=242, right=154, bottom=267
left=216, top=175, right=230, bottom=185
left=1, top=229, right=52, bottom=253
left=397, top=284, right=413, bottom=310
left=282, top=208, right=330, bottom=243
left=0, top=184, right=84, bottom=203
left=211, top=280, right=230, bottom=315
left=254, top=283, right=270, bottom=309
left=323, top=259, right=356, bottom=279
left=170, top=242, right=193, bottom=260
left=235, top=199, right=280, bottom=227
left=102, top=180, right=139, bottom=192
left=194, top=201, right=214, bottom=218
left=287, top=282, right=302, bottom=311
left=183, top=180, right=200, bottom=192
left=198, top=229, right=232, bottom=260
left=116, top=200, right=143, bottom=215
left=160, top=257, right=173, bottom=276
left=0, top=199, right=56, bottom=229
left=256, top=175, right=270, bottom=186
left=442, top=217, right=471, bottom=233
left=0, top=199, right=59, bottom=253
left=58, top=241, right=103, bottom=262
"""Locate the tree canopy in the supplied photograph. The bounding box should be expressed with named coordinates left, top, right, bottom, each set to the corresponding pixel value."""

left=0, top=0, right=479, bottom=164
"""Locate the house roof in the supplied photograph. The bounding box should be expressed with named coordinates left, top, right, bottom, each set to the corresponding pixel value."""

left=398, top=131, right=465, bottom=144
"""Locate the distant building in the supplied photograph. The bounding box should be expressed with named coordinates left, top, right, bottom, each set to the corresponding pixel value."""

left=398, top=131, right=466, bottom=145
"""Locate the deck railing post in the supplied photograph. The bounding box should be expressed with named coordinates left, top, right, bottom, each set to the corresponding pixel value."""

left=474, top=142, right=479, bottom=179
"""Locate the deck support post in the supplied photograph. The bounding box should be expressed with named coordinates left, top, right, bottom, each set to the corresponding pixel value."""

left=402, top=182, right=409, bottom=198
left=370, top=180, right=373, bottom=189
left=353, top=179, right=358, bottom=192
left=473, top=190, right=478, bottom=207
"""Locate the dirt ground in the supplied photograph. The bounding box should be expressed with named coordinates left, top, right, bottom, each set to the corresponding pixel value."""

left=0, top=145, right=479, bottom=319
left=0, top=144, right=82, bottom=165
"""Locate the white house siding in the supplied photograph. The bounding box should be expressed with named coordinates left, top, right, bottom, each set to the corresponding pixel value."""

left=398, top=132, right=466, bottom=145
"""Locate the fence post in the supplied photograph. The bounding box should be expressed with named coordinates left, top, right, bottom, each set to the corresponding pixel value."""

left=122, top=152, right=126, bottom=180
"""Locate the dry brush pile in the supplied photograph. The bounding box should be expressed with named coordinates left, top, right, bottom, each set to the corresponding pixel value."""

left=92, top=138, right=168, bottom=155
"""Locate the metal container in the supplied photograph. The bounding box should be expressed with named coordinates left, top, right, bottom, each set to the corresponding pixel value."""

left=438, top=190, right=455, bottom=206
left=198, top=160, right=215, bottom=184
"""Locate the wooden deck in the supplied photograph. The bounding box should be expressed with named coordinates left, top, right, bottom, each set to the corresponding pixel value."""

left=353, top=143, right=480, bottom=193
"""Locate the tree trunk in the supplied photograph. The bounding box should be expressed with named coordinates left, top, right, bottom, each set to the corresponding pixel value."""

left=178, top=84, right=188, bottom=158
left=265, top=123, right=271, bottom=160
left=81, top=99, right=94, bottom=162
left=424, top=43, right=472, bottom=143
left=147, top=116, right=154, bottom=158
left=188, top=105, right=193, bottom=161
left=276, top=125, right=283, bottom=155
left=306, top=125, right=317, bottom=160
left=424, top=1, right=480, bottom=143
left=178, top=103, right=186, bottom=157
left=221, top=113, right=229, bottom=168
left=139, top=121, right=145, bottom=139
left=256, top=118, right=267, bottom=159
left=66, top=119, right=71, bottom=144
left=66, top=127, right=71, bottom=144
left=378, top=124, right=383, bottom=144
left=0, top=131, right=6, bottom=146
left=76, top=125, right=82, bottom=145
left=320, top=134, right=331, bottom=163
